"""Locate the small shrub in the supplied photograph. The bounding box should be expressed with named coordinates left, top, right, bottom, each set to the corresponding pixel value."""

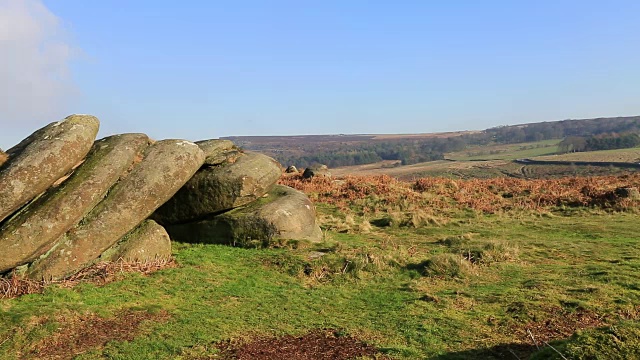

left=477, top=240, right=520, bottom=264
left=437, top=234, right=473, bottom=248
left=438, top=236, right=519, bottom=265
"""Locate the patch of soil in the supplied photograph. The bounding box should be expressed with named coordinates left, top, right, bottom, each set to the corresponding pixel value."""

left=516, top=308, right=607, bottom=345
left=29, top=310, right=170, bottom=359
left=215, top=329, right=384, bottom=360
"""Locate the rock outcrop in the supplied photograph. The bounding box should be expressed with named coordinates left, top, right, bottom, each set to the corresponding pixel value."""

left=166, top=185, right=322, bottom=247
left=27, top=139, right=205, bottom=280
left=302, top=164, right=331, bottom=179
left=196, top=139, right=241, bottom=166
left=152, top=151, right=282, bottom=225
left=0, top=115, right=322, bottom=281
left=285, top=165, right=298, bottom=173
left=0, top=115, right=99, bottom=223
left=102, top=220, right=172, bottom=262
left=0, top=134, right=149, bottom=273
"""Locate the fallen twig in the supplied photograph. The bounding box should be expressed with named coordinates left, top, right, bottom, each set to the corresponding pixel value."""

left=527, top=329, right=540, bottom=350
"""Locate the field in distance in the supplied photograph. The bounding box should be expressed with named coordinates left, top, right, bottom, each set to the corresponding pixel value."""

left=332, top=141, right=640, bottom=180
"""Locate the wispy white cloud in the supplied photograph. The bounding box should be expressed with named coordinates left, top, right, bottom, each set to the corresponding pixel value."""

left=0, top=0, right=79, bottom=148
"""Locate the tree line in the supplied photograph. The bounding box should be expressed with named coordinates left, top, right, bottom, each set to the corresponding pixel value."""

left=559, top=133, right=640, bottom=153
left=255, top=116, right=640, bottom=168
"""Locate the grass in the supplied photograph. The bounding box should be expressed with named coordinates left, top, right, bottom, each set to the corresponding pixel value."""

left=332, top=140, right=639, bottom=180
left=530, top=320, right=640, bottom=359
left=1, top=203, right=639, bottom=359
left=535, top=147, right=640, bottom=163
left=2, top=174, right=640, bottom=358
left=445, top=139, right=560, bottom=161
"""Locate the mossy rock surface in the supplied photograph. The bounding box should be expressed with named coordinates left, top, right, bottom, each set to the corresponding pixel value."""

left=0, top=134, right=149, bottom=273
left=153, top=151, right=282, bottom=225
left=102, top=220, right=171, bottom=262
left=26, top=139, right=205, bottom=280
left=167, top=185, right=322, bottom=247
left=195, top=139, right=240, bottom=166
left=0, top=115, right=99, bottom=223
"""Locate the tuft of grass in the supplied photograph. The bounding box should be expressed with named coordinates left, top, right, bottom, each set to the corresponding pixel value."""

left=437, top=235, right=519, bottom=265
left=420, top=253, right=475, bottom=279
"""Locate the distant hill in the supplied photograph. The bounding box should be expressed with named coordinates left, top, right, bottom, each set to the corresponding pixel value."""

left=223, top=115, right=640, bottom=169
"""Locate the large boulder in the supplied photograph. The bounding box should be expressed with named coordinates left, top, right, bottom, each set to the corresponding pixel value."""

left=0, top=134, right=149, bottom=273
left=26, top=139, right=205, bottom=280
left=0, top=115, right=99, bottom=223
left=166, top=185, right=323, bottom=247
left=152, top=151, right=282, bottom=225
left=102, top=220, right=172, bottom=262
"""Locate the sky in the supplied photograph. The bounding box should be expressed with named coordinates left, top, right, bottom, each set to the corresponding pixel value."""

left=1, top=0, right=639, bottom=148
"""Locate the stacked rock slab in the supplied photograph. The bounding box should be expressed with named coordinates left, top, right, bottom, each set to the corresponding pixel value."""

left=152, top=146, right=282, bottom=225
left=27, top=139, right=205, bottom=280
left=0, top=115, right=100, bottom=223
left=155, top=140, right=323, bottom=247
left=0, top=117, right=324, bottom=280
left=166, top=184, right=322, bottom=247
left=102, top=220, right=172, bottom=262
left=0, top=134, right=150, bottom=273
left=196, top=139, right=241, bottom=166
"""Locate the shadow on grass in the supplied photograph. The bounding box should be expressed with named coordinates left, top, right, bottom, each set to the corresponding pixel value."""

left=427, top=343, right=539, bottom=360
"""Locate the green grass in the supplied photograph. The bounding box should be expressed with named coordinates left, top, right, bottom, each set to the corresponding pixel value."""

left=446, top=139, right=560, bottom=161
left=535, top=147, right=640, bottom=163
left=1, top=209, right=639, bottom=359
left=530, top=320, right=640, bottom=359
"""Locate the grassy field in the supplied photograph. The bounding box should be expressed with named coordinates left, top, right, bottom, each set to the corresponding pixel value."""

left=332, top=159, right=639, bottom=180
left=445, top=140, right=560, bottom=161
left=1, top=175, right=640, bottom=359
left=535, top=147, right=640, bottom=163
left=331, top=139, right=640, bottom=180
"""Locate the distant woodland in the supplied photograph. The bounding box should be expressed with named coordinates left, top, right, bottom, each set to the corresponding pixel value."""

left=225, top=116, right=640, bottom=168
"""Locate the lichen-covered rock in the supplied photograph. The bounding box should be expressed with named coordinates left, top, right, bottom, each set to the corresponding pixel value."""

left=152, top=151, right=282, bottom=225
left=166, top=185, right=322, bottom=248
left=196, top=139, right=241, bottom=166
left=0, top=115, right=100, bottom=223
left=0, top=134, right=149, bottom=273
left=26, top=139, right=205, bottom=280
left=102, top=220, right=171, bottom=262
left=302, top=164, right=331, bottom=179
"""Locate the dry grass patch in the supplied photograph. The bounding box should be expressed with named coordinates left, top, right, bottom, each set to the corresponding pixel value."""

left=280, top=173, right=640, bottom=213
left=0, top=258, right=176, bottom=299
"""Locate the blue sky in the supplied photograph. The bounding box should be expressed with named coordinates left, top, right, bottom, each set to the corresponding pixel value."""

left=2, top=1, right=639, bottom=147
